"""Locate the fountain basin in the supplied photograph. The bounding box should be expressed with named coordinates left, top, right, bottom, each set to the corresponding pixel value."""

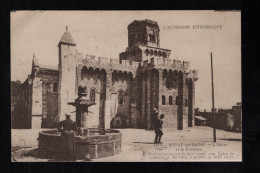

left=38, top=129, right=122, bottom=160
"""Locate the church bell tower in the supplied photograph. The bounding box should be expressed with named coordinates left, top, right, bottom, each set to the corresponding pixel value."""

left=119, top=19, right=166, bottom=63
left=127, top=19, right=160, bottom=48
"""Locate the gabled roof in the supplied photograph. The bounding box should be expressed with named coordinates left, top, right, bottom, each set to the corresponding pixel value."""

left=31, top=54, right=58, bottom=74
left=59, top=26, right=76, bottom=45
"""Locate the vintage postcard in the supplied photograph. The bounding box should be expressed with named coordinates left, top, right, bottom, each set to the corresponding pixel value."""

left=11, top=11, right=241, bottom=162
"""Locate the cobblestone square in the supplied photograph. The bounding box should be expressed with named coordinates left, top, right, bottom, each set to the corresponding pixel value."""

left=12, top=126, right=241, bottom=162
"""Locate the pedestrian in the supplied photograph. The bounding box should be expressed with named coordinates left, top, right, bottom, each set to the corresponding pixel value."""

left=57, top=113, right=77, bottom=161
left=154, top=114, right=164, bottom=144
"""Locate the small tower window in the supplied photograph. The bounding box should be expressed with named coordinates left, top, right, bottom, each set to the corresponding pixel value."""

left=90, top=89, right=96, bottom=103
left=53, top=82, right=58, bottom=93
left=118, top=90, right=124, bottom=104
left=185, top=99, right=188, bottom=107
left=175, top=96, right=179, bottom=105
left=169, top=96, right=173, bottom=105
left=151, top=58, right=154, bottom=64
left=148, top=30, right=155, bottom=42
left=162, top=95, right=166, bottom=105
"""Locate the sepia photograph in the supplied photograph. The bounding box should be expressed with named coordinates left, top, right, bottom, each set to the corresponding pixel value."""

left=11, top=11, right=241, bottom=162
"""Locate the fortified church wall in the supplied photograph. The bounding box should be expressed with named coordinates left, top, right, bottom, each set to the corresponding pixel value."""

left=16, top=20, right=198, bottom=130
left=58, top=20, right=198, bottom=130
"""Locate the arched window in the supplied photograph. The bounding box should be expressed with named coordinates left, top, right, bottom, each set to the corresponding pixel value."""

left=90, top=89, right=96, bottom=103
left=149, top=50, right=154, bottom=56
left=162, top=95, right=166, bottom=105
left=169, top=96, right=173, bottom=105
left=162, top=52, right=167, bottom=58
left=175, top=96, right=179, bottom=105
left=148, top=30, right=155, bottom=42
left=53, top=82, right=58, bottom=93
left=185, top=99, right=188, bottom=107
left=118, top=90, right=124, bottom=104
left=145, top=49, right=149, bottom=56
left=151, top=58, right=154, bottom=64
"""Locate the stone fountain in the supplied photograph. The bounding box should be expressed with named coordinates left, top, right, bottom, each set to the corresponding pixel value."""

left=38, top=86, right=122, bottom=160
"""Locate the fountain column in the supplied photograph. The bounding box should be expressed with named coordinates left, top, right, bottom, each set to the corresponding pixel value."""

left=69, top=86, right=95, bottom=131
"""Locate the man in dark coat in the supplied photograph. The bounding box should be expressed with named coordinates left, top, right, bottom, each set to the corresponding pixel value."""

left=154, top=114, right=164, bottom=144
left=57, top=114, right=77, bottom=161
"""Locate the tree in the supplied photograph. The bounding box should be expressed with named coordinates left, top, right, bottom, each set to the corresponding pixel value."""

left=194, top=107, right=200, bottom=115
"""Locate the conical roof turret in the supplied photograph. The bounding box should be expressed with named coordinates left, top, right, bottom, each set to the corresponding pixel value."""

left=59, top=26, right=76, bottom=45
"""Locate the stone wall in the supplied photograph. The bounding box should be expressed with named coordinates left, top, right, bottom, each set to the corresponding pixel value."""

left=79, top=67, right=102, bottom=128
left=110, top=72, right=132, bottom=128
left=158, top=70, right=179, bottom=128
left=32, top=77, right=42, bottom=116
left=32, top=70, right=59, bottom=128
left=160, top=105, right=178, bottom=128
left=133, top=74, right=143, bottom=128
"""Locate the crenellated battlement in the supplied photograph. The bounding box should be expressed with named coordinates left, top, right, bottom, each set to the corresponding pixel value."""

left=79, top=54, right=140, bottom=74
left=84, top=54, right=137, bottom=69
left=142, top=56, right=190, bottom=70
left=186, top=69, right=199, bottom=81
left=128, top=19, right=159, bottom=28
left=79, top=54, right=191, bottom=74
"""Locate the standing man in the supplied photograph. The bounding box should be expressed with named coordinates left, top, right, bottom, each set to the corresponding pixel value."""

left=154, top=114, right=164, bottom=144
left=57, top=113, right=77, bottom=161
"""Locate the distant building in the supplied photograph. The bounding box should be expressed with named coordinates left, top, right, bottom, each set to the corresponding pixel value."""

left=232, top=102, right=242, bottom=132
left=194, top=116, right=207, bottom=126
left=195, top=102, right=242, bottom=132
left=11, top=56, right=59, bottom=129
left=12, top=78, right=32, bottom=128
left=12, top=19, right=198, bottom=130
left=11, top=81, right=21, bottom=112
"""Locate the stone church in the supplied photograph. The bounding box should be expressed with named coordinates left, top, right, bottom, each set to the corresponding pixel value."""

left=13, top=19, right=198, bottom=130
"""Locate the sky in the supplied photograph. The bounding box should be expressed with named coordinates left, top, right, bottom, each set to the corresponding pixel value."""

left=11, top=11, right=241, bottom=110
